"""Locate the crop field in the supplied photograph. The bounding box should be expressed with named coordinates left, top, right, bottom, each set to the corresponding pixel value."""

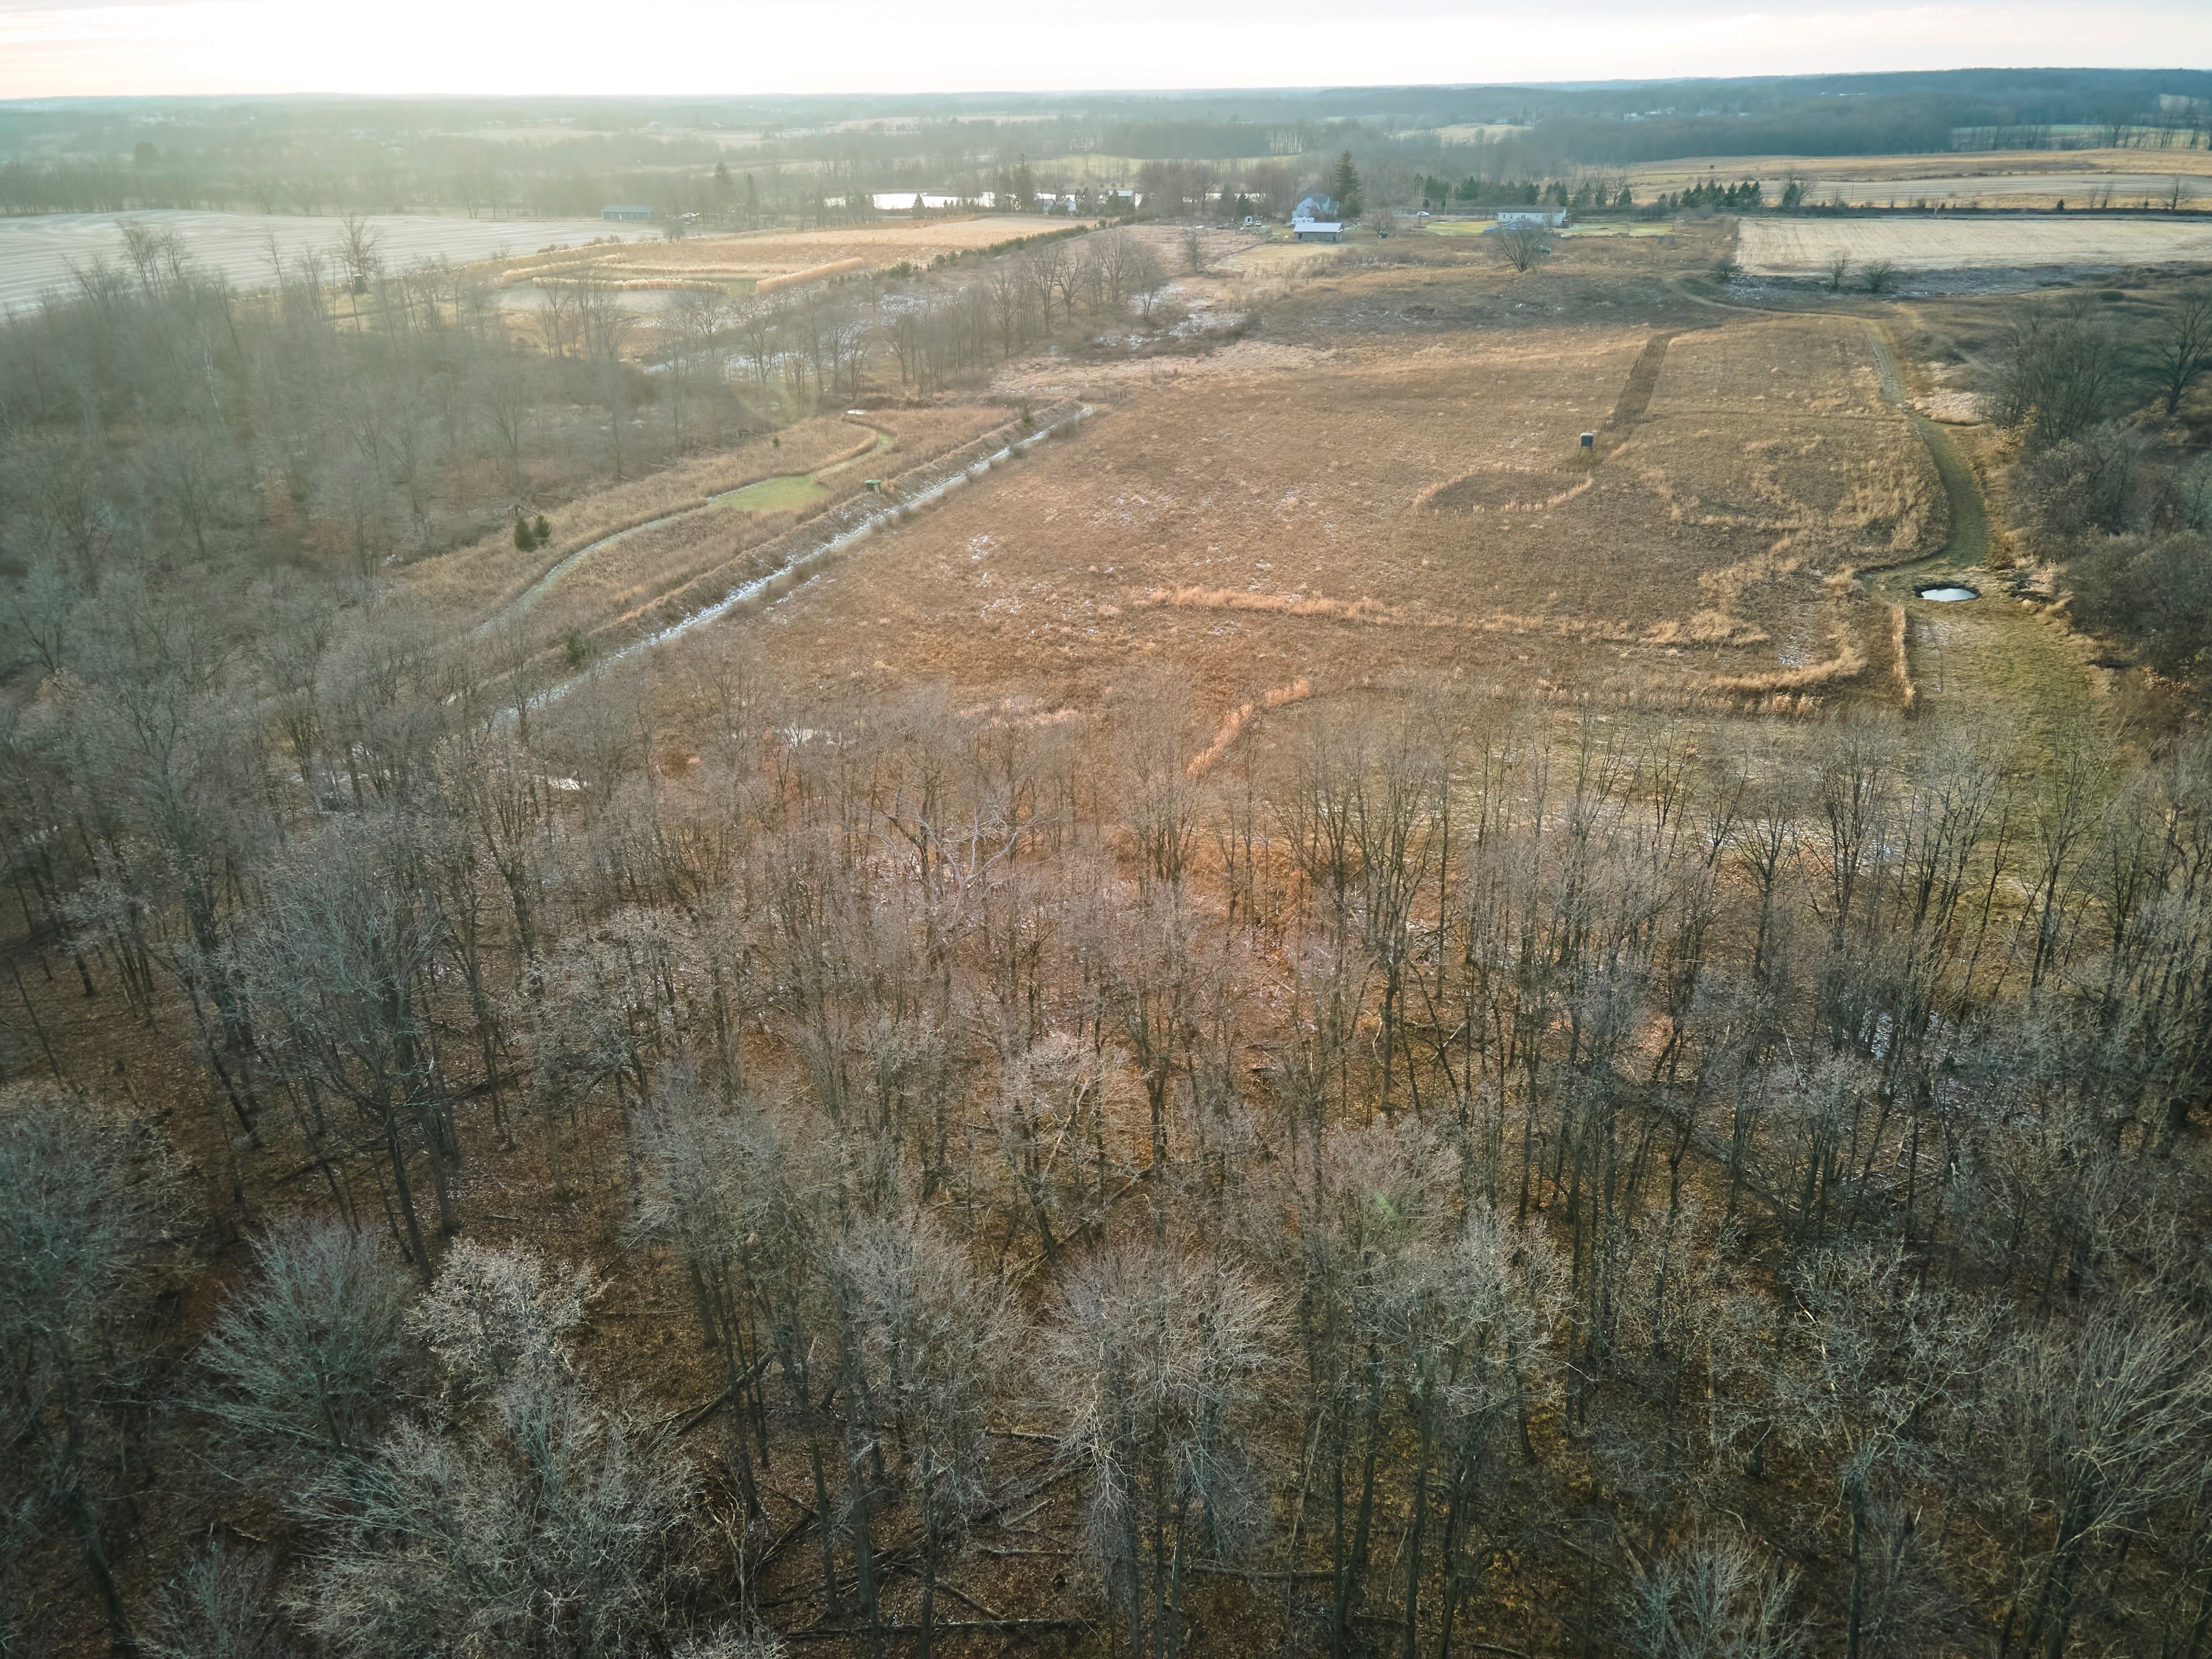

left=497, top=216, right=1052, bottom=289
left=1624, top=146, right=2212, bottom=196
left=1736, top=215, right=2212, bottom=273
left=1794, top=172, right=2212, bottom=209
left=633, top=301, right=1936, bottom=730
left=0, top=208, right=653, bottom=314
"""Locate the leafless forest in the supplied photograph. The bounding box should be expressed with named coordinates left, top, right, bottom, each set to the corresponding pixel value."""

left=6, top=92, right=2212, bottom=1659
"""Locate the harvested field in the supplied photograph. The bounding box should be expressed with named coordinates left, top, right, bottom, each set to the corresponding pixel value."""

left=1626, top=147, right=2212, bottom=196
left=1736, top=215, right=2212, bottom=274
left=0, top=208, right=652, bottom=314
left=497, top=217, right=1058, bottom=288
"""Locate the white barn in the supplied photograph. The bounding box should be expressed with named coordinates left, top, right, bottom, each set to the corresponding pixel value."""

left=1495, top=206, right=1569, bottom=228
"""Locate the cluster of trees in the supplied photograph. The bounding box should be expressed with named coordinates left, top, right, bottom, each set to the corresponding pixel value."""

left=10, top=583, right=2212, bottom=1655
left=1421, top=175, right=1634, bottom=212
left=0, top=215, right=759, bottom=646
left=1993, top=286, right=2212, bottom=694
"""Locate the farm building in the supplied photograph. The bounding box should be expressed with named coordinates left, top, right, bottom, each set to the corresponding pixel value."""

left=601, top=204, right=654, bottom=222
left=1496, top=206, right=1569, bottom=228
left=1293, top=192, right=1345, bottom=241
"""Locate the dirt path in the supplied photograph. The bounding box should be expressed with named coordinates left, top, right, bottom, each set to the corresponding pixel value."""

left=1670, top=277, right=2098, bottom=743
left=472, top=418, right=890, bottom=640
left=1858, top=326, right=2098, bottom=746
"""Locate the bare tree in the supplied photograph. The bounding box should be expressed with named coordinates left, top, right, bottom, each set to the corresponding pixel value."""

left=0, top=1091, right=172, bottom=1652
left=1495, top=223, right=1546, bottom=273
left=196, top=1215, right=417, bottom=1481
left=1045, top=1242, right=1274, bottom=1659
left=2149, top=283, right=2212, bottom=417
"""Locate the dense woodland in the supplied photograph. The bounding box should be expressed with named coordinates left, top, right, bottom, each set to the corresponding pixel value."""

left=4, top=69, right=2211, bottom=222
left=9, top=190, right=2212, bottom=1659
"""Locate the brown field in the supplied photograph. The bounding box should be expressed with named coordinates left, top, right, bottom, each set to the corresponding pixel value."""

left=1736, top=215, right=2212, bottom=274
left=495, top=216, right=1056, bottom=288
left=403, top=405, right=1022, bottom=643
left=1625, top=146, right=2212, bottom=195
left=403, top=416, right=883, bottom=625
left=623, top=301, right=1937, bottom=726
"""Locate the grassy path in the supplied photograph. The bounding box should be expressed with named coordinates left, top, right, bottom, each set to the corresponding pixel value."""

left=1859, top=328, right=2098, bottom=748
left=473, top=418, right=890, bottom=638
left=1665, top=277, right=2103, bottom=744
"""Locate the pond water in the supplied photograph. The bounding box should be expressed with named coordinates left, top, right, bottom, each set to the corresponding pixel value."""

left=1917, top=585, right=1979, bottom=602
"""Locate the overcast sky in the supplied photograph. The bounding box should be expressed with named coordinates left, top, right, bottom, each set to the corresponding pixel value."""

left=1, top=1, right=2206, bottom=100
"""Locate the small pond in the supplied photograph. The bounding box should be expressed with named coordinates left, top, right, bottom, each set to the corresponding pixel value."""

left=1916, top=584, right=1979, bottom=602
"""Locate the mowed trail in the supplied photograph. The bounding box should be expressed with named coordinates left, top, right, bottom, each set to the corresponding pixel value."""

left=1675, top=276, right=2096, bottom=741
left=471, top=420, right=892, bottom=639
left=0, top=209, right=655, bottom=313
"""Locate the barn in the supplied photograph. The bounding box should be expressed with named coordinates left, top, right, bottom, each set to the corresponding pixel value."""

left=601, top=204, right=654, bottom=223
left=1496, top=206, right=1569, bottom=228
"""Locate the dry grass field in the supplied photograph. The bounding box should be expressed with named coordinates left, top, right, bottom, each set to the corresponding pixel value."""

left=403, top=417, right=882, bottom=624
left=403, top=405, right=1021, bottom=643
left=1625, top=146, right=2212, bottom=197
left=625, top=298, right=1937, bottom=729
left=496, top=216, right=1054, bottom=290
left=1736, top=215, right=2212, bottom=274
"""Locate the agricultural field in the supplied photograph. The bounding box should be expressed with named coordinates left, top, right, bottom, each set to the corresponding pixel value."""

left=1736, top=214, right=2212, bottom=274
left=495, top=216, right=1058, bottom=292
left=0, top=208, right=653, bottom=313
left=1624, top=145, right=2212, bottom=197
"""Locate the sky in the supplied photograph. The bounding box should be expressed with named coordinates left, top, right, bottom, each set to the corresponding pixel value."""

left=0, top=0, right=2207, bottom=100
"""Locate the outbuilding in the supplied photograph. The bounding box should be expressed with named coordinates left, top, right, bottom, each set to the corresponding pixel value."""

left=601, top=204, right=654, bottom=222
left=1496, top=206, right=1569, bottom=228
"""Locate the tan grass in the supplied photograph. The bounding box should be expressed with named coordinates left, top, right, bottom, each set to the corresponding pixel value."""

left=402, top=417, right=879, bottom=623
left=1736, top=216, right=2212, bottom=275
left=1886, top=603, right=1916, bottom=710
left=1186, top=678, right=1313, bottom=778
left=610, top=310, right=1917, bottom=723
left=756, top=258, right=867, bottom=293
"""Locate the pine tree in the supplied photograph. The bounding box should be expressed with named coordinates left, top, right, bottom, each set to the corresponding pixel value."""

left=1330, top=150, right=1361, bottom=220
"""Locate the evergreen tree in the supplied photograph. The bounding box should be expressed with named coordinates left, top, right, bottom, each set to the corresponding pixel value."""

left=1330, top=150, right=1361, bottom=220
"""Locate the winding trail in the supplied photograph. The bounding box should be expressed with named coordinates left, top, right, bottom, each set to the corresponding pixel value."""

left=1667, top=276, right=2096, bottom=738
left=472, top=418, right=892, bottom=640
left=519, top=403, right=1091, bottom=710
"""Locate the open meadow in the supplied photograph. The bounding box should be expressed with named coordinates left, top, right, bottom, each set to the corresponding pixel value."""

left=496, top=215, right=1062, bottom=292
left=458, top=231, right=1956, bottom=755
